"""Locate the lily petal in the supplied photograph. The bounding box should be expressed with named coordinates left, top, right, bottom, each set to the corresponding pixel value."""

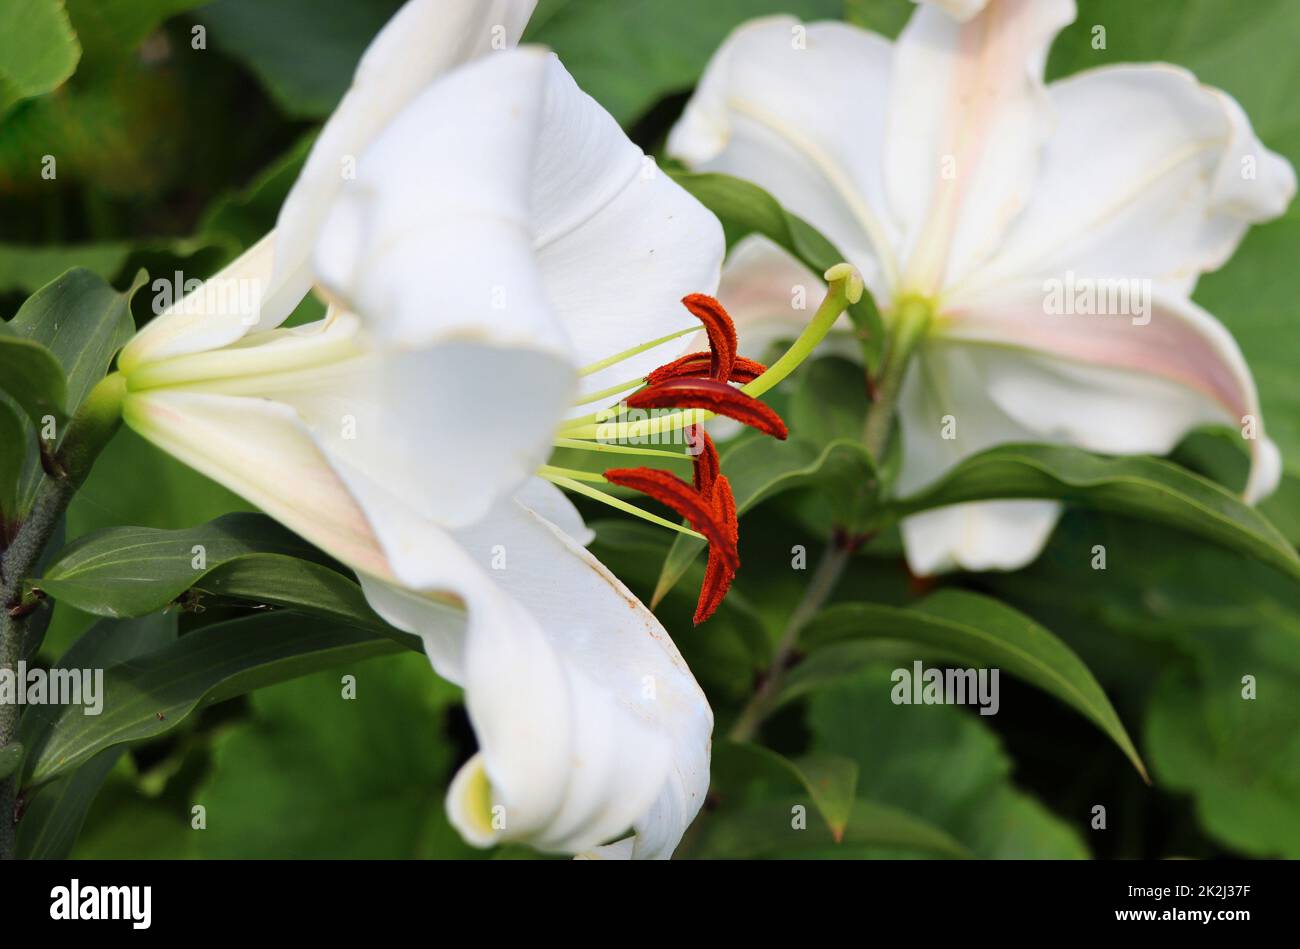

left=362, top=481, right=713, bottom=858
left=912, top=0, right=990, bottom=22
left=525, top=55, right=726, bottom=399
left=887, top=0, right=1075, bottom=294
left=667, top=16, right=899, bottom=299
left=949, top=64, right=1297, bottom=304
left=274, top=0, right=538, bottom=307
left=121, top=387, right=391, bottom=578
left=895, top=341, right=1065, bottom=573
left=145, top=312, right=576, bottom=567
left=313, top=49, right=575, bottom=360
left=123, top=385, right=711, bottom=856
left=119, top=232, right=292, bottom=372
left=940, top=288, right=1281, bottom=501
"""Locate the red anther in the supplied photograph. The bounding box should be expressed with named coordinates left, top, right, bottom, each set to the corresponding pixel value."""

left=682, top=293, right=738, bottom=382
left=689, top=427, right=720, bottom=495
left=626, top=378, right=788, bottom=440
left=694, top=475, right=738, bottom=625
left=603, top=467, right=739, bottom=571
left=645, top=352, right=767, bottom=386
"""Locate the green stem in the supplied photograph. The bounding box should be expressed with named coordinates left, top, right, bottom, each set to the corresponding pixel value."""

left=728, top=294, right=929, bottom=745
left=728, top=540, right=853, bottom=743
left=861, top=296, right=932, bottom=462
left=0, top=371, right=125, bottom=858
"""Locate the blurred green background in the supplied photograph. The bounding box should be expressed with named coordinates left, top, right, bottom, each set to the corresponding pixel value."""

left=1, top=0, right=1297, bottom=859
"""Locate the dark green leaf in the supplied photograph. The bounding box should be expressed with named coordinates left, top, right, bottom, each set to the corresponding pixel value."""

left=0, top=742, right=21, bottom=780
left=800, top=590, right=1146, bottom=779
left=0, top=327, right=66, bottom=425
left=9, top=267, right=137, bottom=416
left=193, top=652, right=482, bottom=858
left=692, top=798, right=972, bottom=860
left=37, top=512, right=326, bottom=617
left=0, top=397, right=26, bottom=523
left=201, top=0, right=404, bottom=118
left=808, top=666, right=1089, bottom=858
left=21, top=609, right=403, bottom=787
left=885, top=444, right=1300, bottom=584
left=16, top=611, right=178, bottom=858
left=717, top=742, right=859, bottom=841
left=526, top=0, right=843, bottom=127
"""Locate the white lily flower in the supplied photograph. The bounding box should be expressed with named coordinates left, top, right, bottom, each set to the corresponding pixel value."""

left=668, top=0, right=1295, bottom=574
left=117, top=1, right=723, bottom=858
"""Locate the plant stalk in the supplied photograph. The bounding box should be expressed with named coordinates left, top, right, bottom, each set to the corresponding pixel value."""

left=0, top=372, right=125, bottom=858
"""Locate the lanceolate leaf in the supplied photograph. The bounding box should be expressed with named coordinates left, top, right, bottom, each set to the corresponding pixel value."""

left=0, top=327, right=67, bottom=425
left=718, top=742, right=859, bottom=842
left=21, top=611, right=404, bottom=788
left=800, top=590, right=1147, bottom=780
left=692, top=798, right=972, bottom=860
left=9, top=267, right=139, bottom=417
left=8, top=267, right=143, bottom=509
left=36, top=513, right=328, bottom=616
left=669, top=170, right=884, bottom=359
left=0, top=398, right=26, bottom=525
left=16, top=612, right=178, bottom=858
left=883, top=444, right=1300, bottom=585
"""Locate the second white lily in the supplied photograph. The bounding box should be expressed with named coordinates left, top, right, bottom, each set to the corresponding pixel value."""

left=669, top=0, right=1295, bottom=574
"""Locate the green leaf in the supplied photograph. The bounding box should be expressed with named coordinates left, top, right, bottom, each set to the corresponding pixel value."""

left=669, top=170, right=883, bottom=356
left=0, top=396, right=27, bottom=522
left=0, top=327, right=66, bottom=425
left=717, top=742, right=859, bottom=841
left=0, top=238, right=220, bottom=296
left=36, top=512, right=427, bottom=650
left=691, top=798, right=972, bottom=860
left=0, top=742, right=21, bottom=780
left=884, top=444, right=1300, bottom=585
left=808, top=666, right=1089, bottom=858
left=63, top=0, right=209, bottom=76
left=652, top=436, right=876, bottom=607
left=982, top=512, right=1300, bottom=857
left=5, top=267, right=141, bottom=513
left=525, top=0, right=843, bottom=127
left=800, top=590, right=1147, bottom=780
left=37, top=512, right=329, bottom=617
left=16, top=611, right=178, bottom=858
left=192, top=651, right=482, bottom=858
left=201, top=0, right=404, bottom=118
left=0, top=0, right=80, bottom=114
left=10, top=268, right=139, bottom=415
left=38, top=427, right=257, bottom=660
left=20, top=609, right=404, bottom=787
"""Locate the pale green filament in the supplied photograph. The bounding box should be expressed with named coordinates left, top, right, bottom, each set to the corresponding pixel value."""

left=542, top=474, right=706, bottom=541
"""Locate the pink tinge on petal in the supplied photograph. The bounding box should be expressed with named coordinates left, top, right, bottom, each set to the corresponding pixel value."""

left=942, top=287, right=1280, bottom=500
left=888, top=0, right=1076, bottom=292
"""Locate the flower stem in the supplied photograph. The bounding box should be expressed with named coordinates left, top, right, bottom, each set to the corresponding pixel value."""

left=861, top=296, right=932, bottom=462
left=0, top=371, right=126, bottom=858
left=728, top=294, right=926, bottom=744
left=728, top=539, right=853, bottom=743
